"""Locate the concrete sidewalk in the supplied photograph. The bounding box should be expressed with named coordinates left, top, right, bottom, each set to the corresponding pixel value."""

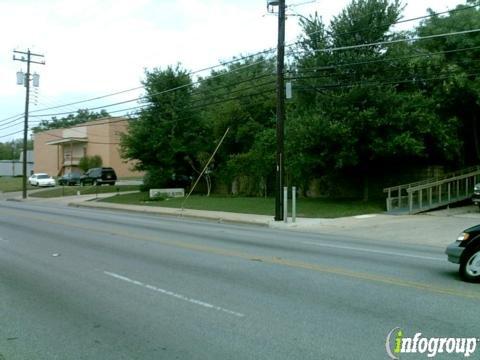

left=66, top=195, right=480, bottom=248
left=4, top=190, right=480, bottom=248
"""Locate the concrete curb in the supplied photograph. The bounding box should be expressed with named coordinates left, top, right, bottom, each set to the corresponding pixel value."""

left=69, top=201, right=273, bottom=227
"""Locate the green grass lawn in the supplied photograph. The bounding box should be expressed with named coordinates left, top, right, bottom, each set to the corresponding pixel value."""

left=29, top=185, right=141, bottom=198
left=101, top=192, right=385, bottom=218
left=0, top=177, right=35, bottom=192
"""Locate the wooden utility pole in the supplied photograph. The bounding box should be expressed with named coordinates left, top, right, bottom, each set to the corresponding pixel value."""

left=13, top=49, right=45, bottom=199
left=274, top=0, right=286, bottom=221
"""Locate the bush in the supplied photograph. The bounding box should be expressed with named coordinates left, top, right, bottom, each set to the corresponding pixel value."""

left=140, top=168, right=170, bottom=192
left=79, top=155, right=103, bottom=172
left=141, top=167, right=192, bottom=192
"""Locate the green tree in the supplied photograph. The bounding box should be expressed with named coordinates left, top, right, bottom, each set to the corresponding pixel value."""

left=79, top=155, right=103, bottom=172
left=196, top=56, right=277, bottom=194
left=0, top=139, right=33, bottom=160
left=414, top=1, right=480, bottom=165
left=32, top=109, right=110, bottom=133
left=120, top=65, right=207, bottom=189
left=289, top=0, right=460, bottom=200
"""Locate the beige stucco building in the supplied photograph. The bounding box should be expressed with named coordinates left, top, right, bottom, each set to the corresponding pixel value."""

left=33, top=117, right=142, bottom=178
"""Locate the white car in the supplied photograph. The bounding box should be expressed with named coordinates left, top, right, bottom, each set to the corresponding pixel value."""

left=28, top=173, right=56, bottom=187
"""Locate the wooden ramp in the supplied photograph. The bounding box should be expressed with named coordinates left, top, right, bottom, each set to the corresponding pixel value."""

left=384, top=166, right=480, bottom=214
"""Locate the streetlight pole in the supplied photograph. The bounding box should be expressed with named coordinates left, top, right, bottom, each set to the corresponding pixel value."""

left=268, top=0, right=286, bottom=221
left=13, top=49, right=45, bottom=199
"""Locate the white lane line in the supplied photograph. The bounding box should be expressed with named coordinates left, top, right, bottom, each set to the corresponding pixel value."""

left=104, top=271, right=245, bottom=318
left=300, top=241, right=444, bottom=262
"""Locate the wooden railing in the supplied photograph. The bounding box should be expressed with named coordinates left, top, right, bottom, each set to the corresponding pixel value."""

left=384, top=167, right=480, bottom=214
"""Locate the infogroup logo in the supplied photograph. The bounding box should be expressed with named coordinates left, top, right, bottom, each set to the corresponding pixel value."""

left=385, top=327, right=479, bottom=359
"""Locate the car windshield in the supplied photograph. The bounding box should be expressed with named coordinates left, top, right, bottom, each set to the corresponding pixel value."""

left=37, top=175, right=50, bottom=179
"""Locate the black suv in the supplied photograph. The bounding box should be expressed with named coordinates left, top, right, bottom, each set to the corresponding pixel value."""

left=80, top=167, right=117, bottom=186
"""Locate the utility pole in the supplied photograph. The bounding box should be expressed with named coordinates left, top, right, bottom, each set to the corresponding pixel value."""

left=268, top=0, right=286, bottom=221
left=13, top=49, right=45, bottom=199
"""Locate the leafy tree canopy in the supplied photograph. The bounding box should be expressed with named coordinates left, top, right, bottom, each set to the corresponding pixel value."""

left=121, top=65, right=207, bottom=187
left=32, top=109, right=110, bottom=133
left=0, top=139, right=33, bottom=161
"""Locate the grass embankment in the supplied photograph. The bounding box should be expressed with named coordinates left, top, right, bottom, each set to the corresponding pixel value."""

left=29, top=185, right=141, bottom=198
left=101, top=192, right=385, bottom=218
left=0, top=177, right=35, bottom=192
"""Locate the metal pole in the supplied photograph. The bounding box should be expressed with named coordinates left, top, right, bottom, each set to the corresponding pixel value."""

left=274, top=0, right=286, bottom=221
left=283, top=186, right=288, bottom=223
left=292, top=186, right=296, bottom=223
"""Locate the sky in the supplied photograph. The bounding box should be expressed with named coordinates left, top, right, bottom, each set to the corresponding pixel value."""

left=0, top=0, right=468, bottom=143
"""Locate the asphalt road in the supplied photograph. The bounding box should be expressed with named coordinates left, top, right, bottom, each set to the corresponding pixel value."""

left=0, top=200, right=479, bottom=359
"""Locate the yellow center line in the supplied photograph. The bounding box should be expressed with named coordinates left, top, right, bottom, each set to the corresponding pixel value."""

left=2, top=207, right=480, bottom=301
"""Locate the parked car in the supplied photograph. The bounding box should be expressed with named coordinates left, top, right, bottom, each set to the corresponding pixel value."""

left=28, top=173, right=46, bottom=185
left=445, top=225, right=480, bottom=282
left=58, top=172, right=81, bottom=186
left=80, top=167, right=117, bottom=186
left=29, top=173, right=56, bottom=187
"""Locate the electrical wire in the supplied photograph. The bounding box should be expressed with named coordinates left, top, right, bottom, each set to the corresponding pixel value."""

left=291, top=70, right=480, bottom=91
left=2, top=2, right=477, bottom=127
left=34, top=27, right=480, bottom=122
left=296, top=28, right=480, bottom=55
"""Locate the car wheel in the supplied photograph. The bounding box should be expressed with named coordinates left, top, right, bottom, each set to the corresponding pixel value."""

left=460, top=245, right=480, bottom=283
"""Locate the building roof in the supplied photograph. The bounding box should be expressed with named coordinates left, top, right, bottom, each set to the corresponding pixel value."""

left=45, top=137, right=89, bottom=145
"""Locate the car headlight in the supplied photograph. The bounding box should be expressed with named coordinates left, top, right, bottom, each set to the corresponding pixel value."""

left=457, top=232, right=470, bottom=242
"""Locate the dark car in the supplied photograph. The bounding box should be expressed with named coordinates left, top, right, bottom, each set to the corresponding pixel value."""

left=445, top=225, right=480, bottom=282
left=80, top=167, right=117, bottom=186
left=58, top=172, right=81, bottom=186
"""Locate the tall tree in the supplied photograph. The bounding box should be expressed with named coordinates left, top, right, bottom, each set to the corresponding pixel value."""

left=415, top=1, right=480, bottom=165
left=196, top=56, right=277, bottom=194
left=121, top=65, right=207, bottom=188
left=289, top=0, right=460, bottom=199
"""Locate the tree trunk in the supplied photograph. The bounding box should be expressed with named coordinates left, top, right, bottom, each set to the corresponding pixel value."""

left=205, top=174, right=211, bottom=197
left=362, top=165, right=369, bottom=202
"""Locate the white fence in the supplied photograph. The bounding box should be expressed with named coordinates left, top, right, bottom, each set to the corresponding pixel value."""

left=0, top=161, right=33, bottom=177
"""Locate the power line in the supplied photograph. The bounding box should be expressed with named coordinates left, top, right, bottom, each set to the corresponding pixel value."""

left=0, top=129, right=24, bottom=140
left=292, top=70, right=480, bottom=92
left=292, top=55, right=480, bottom=86
left=35, top=27, right=480, bottom=121
left=29, top=66, right=276, bottom=120
left=0, top=116, right=25, bottom=130
left=294, top=2, right=480, bottom=45
left=294, top=45, right=480, bottom=75
left=13, top=41, right=480, bottom=132
left=1, top=3, right=478, bottom=136
left=295, top=28, right=480, bottom=55
left=2, top=2, right=476, bottom=126
left=30, top=42, right=480, bottom=125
